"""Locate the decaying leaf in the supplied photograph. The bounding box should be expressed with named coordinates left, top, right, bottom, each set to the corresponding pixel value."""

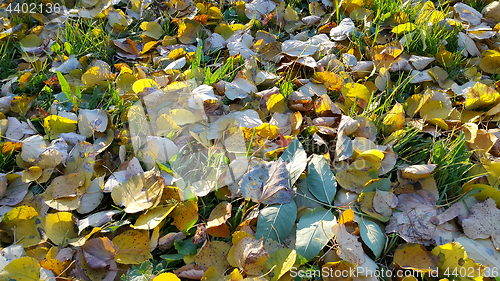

left=240, top=159, right=295, bottom=204
left=386, top=191, right=440, bottom=245
left=234, top=237, right=269, bottom=276
left=461, top=198, right=500, bottom=249
left=332, top=223, right=365, bottom=264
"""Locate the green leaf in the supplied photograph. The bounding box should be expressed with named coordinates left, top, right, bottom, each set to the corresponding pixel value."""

left=56, top=71, right=73, bottom=103
left=307, top=155, right=337, bottom=205
left=160, top=253, right=185, bottom=262
left=363, top=178, right=391, bottom=193
left=174, top=239, right=198, bottom=256
left=295, top=180, right=322, bottom=209
left=296, top=207, right=336, bottom=261
left=64, top=42, right=73, bottom=55
left=280, top=137, right=307, bottom=187
left=359, top=217, right=386, bottom=259
left=255, top=201, right=297, bottom=243
left=264, top=248, right=297, bottom=281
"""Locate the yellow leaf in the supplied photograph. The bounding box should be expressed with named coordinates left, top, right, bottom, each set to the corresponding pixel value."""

left=419, top=100, right=451, bottom=120
left=116, top=71, right=137, bottom=94
left=341, top=83, right=370, bottom=109
left=10, top=95, right=34, bottom=117
left=132, top=204, right=176, bottom=230
left=43, top=115, right=77, bottom=139
left=202, top=267, right=243, bottom=281
left=322, top=260, right=356, bottom=281
left=82, top=60, right=113, bottom=87
left=177, top=19, right=202, bottom=44
left=232, top=231, right=254, bottom=245
left=431, top=242, right=484, bottom=281
left=479, top=159, right=500, bottom=188
left=206, top=201, right=232, bottom=238
left=22, top=166, right=42, bottom=183
left=2, top=205, right=38, bottom=223
left=2, top=206, right=45, bottom=247
left=436, top=46, right=456, bottom=66
left=315, top=94, right=333, bottom=115
left=479, top=50, right=500, bottom=74
left=168, top=48, right=187, bottom=60
left=357, top=149, right=385, bottom=169
left=394, top=244, right=440, bottom=273
left=169, top=109, right=197, bottom=125
left=153, top=273, right=180, bottom=281
left=284, top=5, right=299, bottom=22
left=382, top=102, right=405, bottom=134
left=20, top=34, right=42, bottom=48
left=156, top=114, right=181, bottom=134
left=336, top=159, right=379, bottom=194
left=358, top=191, right=390, bottom=221
left=168, top=199, right=198, bottom=231
left=19, top=72, right=32, bottom=89
left=207, top=201, right=231, bottom=228
left=415, top=1, right=445, bottom=25
left=140, top=21, right=163, bottom=40
left=463, top=184, right=500, bottom=207
left=267, top=93, right=287, bottom=112
left=311, top=72, right=343, bottom=91
left=113, top=229, right=152, bottom=264
left=207, top=7, right=223, bottom=20
left=392, top=23, right=417, bottom=35
left=309, top=2, right=325, bottom=16
left=40, top=258, right=66, bottom=276
left=45, top=212, right=77, bottom=245
left=0, top=257, right=40, bottom=281
left=263, top=248, right=296, bottom=281
left=465, top=82, right=500, bottom=110
left=195, top=240, right=231, bottom=274
left=44, top=173, right=87, bottom=200
left=111, top=171, right=164, bottom=213
left=132, top=79, right=158, bottom=94
left=214, top=23, right=235, bottom=40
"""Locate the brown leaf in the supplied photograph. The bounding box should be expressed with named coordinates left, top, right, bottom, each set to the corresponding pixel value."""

left=332, top=224, right=365, bottom=264
left=233, top=237, right=269, bottom=276
left=461, top=198, right=500, bottom=249
left=82, top=237, right=117, bottom=270
left=386, top=190, right=440, bottom=245
left=158, top=232, right=187, bottom=251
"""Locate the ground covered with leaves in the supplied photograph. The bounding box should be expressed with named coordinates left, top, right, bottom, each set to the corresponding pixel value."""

left=0, top=0, right=500, bottom=280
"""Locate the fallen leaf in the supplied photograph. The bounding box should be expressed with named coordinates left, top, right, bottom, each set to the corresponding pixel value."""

left=234, top=237, right=269, bottom=276
left=461, top=198, right=500, bottom=249
left=431, top=242, right=484, bottom=280
left=393, top=243, right=439, bottom=273
left=332, top=223, right=365, bottom=264
left=240, top=159, right=295, bottom=204
left=112, top=229, right=152, bottom=265
left=296, top=207, right=336, bottom=261
left=45, top=212, right=78, bottom=245
left=169, top=199, right=198, bottom=232
left=263, top=248, right=296, bottom=281
left=336, top=159, right=379, bottom=194
left=0, top=257, right=40, bottom=280
left=195, top=240, right=231, bottom=274
left=111, top=170, right=164, bottom=213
